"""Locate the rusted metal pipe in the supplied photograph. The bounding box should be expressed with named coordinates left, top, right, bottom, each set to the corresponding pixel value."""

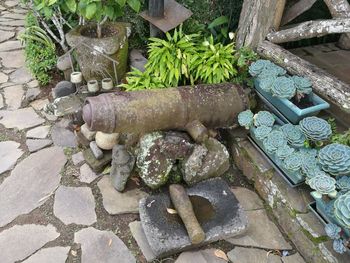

left=83, top=83, right=249, bottom=134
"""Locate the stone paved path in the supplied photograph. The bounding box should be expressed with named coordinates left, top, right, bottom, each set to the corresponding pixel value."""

left=0, top=1, right=306, bottom=263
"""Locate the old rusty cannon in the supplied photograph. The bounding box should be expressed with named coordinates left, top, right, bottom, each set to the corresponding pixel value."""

left=82, top=83, right=249, bottom=138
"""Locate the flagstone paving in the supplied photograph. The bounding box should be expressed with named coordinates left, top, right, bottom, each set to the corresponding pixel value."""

left=0, top=2, right=306, bottom=263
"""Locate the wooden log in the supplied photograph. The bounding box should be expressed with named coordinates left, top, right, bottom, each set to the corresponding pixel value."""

left=257, top=40, right=350, bottom=112
left=236, top=0, right=285, bottom=49
left=169, top=184, right=205, bottom=244
left=323, top=0, right=350, bottom=49
left=267, top=18, right=350, bottom=43
left=281, top=0, right=317, bottom=26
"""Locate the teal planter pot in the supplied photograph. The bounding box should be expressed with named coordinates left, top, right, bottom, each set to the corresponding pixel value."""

left=311, top=193, right=350, bottom=238
left=255, top=80, right=330, bottom=124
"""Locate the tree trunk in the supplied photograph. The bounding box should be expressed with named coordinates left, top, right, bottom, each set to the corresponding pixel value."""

left=267, top=18, right=350, bottom=43
left=323, top=0, right=350, bottom=49
left=281, top=0, right=317, bottom=26
left=236, top=0, right=285, bottom=49
left=257, top=40, right=350, bottom=112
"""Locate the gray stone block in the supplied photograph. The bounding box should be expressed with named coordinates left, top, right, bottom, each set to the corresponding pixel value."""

left=89, top=141, right=103, bottom=160
left=139, top=178, right=248, bottom=258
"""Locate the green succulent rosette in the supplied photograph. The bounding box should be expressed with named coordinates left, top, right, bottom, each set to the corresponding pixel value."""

left=292, top=76, right=312, bottom=95
left=276, top=144, right=295, bottom=160
left=253, top=125, right=272, bottom=141
left=254, top=111, right=275, bottom=127
left=283, top=151, right=303, bottom=172
left=299, top=147, right=318, bottom=158
left=319, top=143, right=350, bottom=176
left=259, top=76, right=276, bottom=93
left=280, top=124, right=306, bottom=148
left=333, top=239, right=347, bottom=254
left=270, top=76, right=296, bottom=99
left=334, top=191, right=350, bottom=228
left=249, top=59, right=272, bottom=77
left=308, top=174, right=336, bottom=197
left=336, top=176, right=350, bottom=192
left=325, top=223, right=341, bottom=240
left=299, top=117, right=332, bottom=141
left=238, top=110, right=254, bottom=129
left=263, top=130, right=287, bottom=154
left=301, top=156, right=323, bottom=179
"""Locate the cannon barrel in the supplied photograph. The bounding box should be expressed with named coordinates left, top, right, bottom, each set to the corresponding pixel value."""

left=83, top=83, right=249, bottom=134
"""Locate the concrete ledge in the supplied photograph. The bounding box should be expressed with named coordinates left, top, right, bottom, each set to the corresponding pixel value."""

left=223, top=130, right=350, bottom=263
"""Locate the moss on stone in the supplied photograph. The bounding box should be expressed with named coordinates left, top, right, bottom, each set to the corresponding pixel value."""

left=300, top=228, right=329, bottom=244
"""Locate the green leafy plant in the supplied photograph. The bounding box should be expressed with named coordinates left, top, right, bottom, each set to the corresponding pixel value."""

left=208, top=15, right=230, bottom=43
left=120, top=68, right=165, bottom=91
left=19, top=12, right=57, bottom=85
left=147, top=26, right=199, bottom=87
left=191, top=35, right=236, bottom=84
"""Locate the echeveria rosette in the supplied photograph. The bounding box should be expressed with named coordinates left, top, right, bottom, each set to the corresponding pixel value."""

left=336, top=176, right=350, bottom=192
left=301, top=155, right=322, bottom=178
left=263, top=130, right=287, bottom=154
left=283, top=152, right=303, bottom=172
left=333, top=239, right=347, bottom=254
left=292, top=76, right=313, bottom=95
left=259, top=76, right=276, bottom=93
left=325, top=223, right=342, bottom=240
left=319, top=143, right=350, bottom=176
left=299, top=117, right=332, bottom=142
left=299, top=147, right=318, bottom=158
left=308, top=175, right=337, bottom=198
left=249, top=59, right=272, bottom=77
left=254, top=111, right=275, bottom=127
left=238, top=110, right=254, bottom=129
left=280, top=124, right=306, bottom=148
left=334, top=191, right=350, bottom=228
left=270, top=76, right=296, bottom=100
left=276, top=144, right=295, bottom=160
left=253, top=125, right=272, bottom=141
left=257, top=64, right=286, bottom=80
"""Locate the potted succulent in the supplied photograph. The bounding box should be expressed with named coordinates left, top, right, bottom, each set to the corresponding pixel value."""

left=238, top=110, right=306, bottom=184
left=249, top=59, right=330, bottom=124
left=65, top=0, right=141, bottom=82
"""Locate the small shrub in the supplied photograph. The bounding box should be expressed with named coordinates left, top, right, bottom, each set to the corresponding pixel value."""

left=19, top=12, right=57, bottom=85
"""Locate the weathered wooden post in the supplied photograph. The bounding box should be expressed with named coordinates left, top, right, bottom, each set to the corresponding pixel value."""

left=149, top=0, right=165, bottom=37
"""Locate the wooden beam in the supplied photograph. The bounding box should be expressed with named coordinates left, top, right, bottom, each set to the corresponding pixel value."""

left=323, top=0, right=350, bottom=49
left=281, top=0, right=317, bottom=26
left=267, top=18, right=350, bottom=44
left=257, top=40, right=350, bottom=112
left=236, top=0, right=282, bottom=49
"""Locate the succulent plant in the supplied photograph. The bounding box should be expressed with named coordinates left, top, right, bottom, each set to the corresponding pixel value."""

left=263, top=130, right=287, bottom=154
left=249, top=59, right=272, bottom=77
left=308, top=175, right=337, bottom=197
left=254, top=111, right=275, bottom=127
left=318, top=143, right=350, bottom=176
left=280, top=124, right=306, bottom=148
left=333, top=239, right=347, bottom=254
left=253, top=125, right=272, bottom=141
left=301, top=156, right=323, bottom=178
left=259, top=76, right=276, bottom=93
left=258, top=63, right=286, bottom=79
left=291, top=76, right=313, bottom=95
left=284, top=151, right=303, bottom=172
left=325, top=223, right=341, bottom=239
left=334, top=191, right=350, bottom=228
left=238, top=110, right=254, bottom=129
left=336, top=176, right=350, bottom=192
left=270, top=76, right=296, bottom=99
left=299, top=147, right=318, bottom=158
left=299, top=117, right=332, bottom=141
left=276, top=144, right=295, bottom=160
